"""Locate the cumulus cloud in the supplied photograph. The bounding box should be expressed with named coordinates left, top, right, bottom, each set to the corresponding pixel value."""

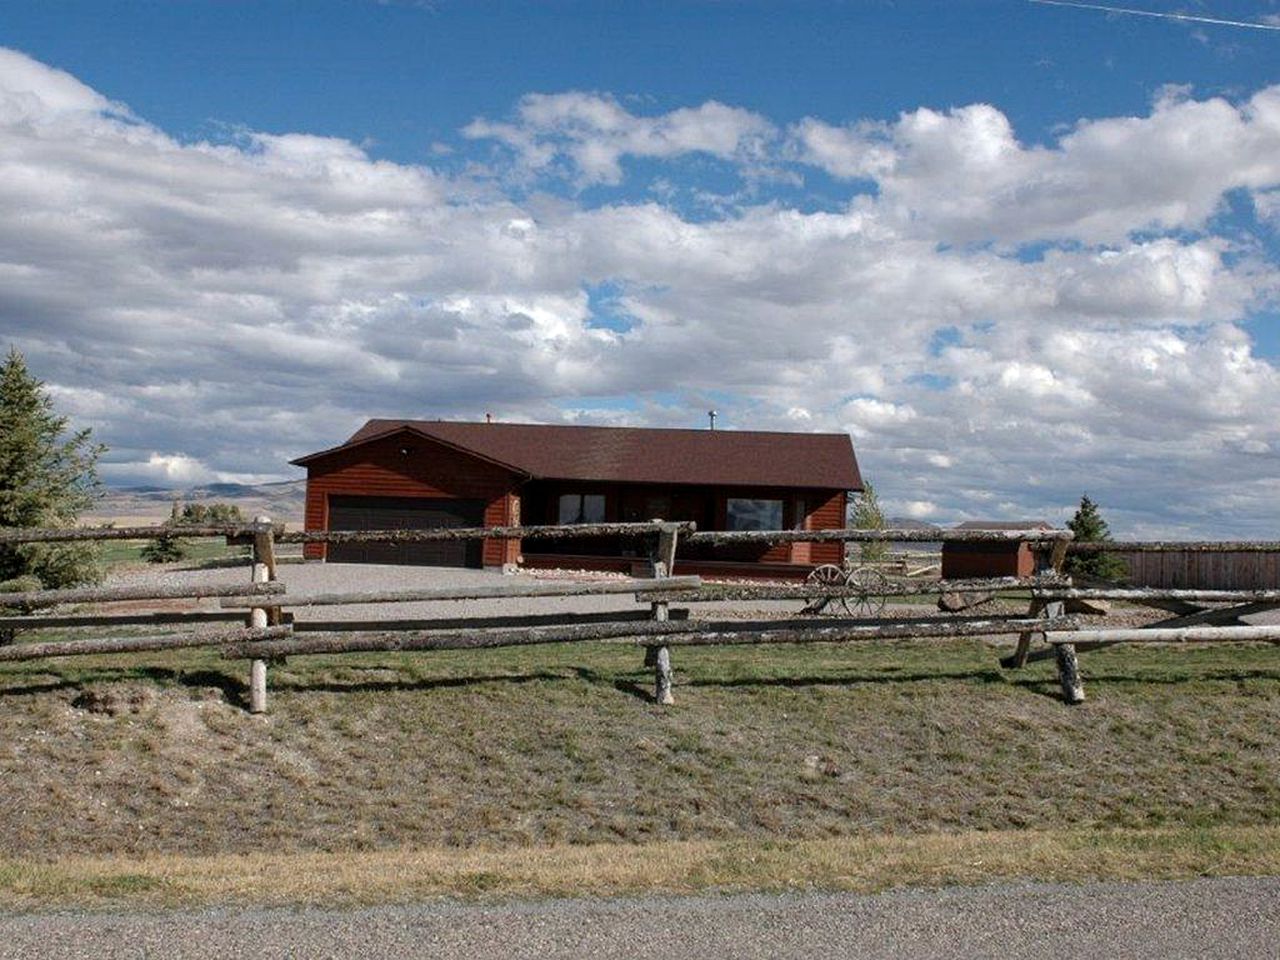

left=0, top=48, right=1278, bottom=535
left=793, top=86, right=1280, bottom=244
left=464, top=92, right=776, bottom=185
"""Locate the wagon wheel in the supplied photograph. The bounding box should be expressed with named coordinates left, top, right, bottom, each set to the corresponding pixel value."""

left=804, top=563, right=852, bottom=616
left=845, top=566, right=889, bottom=619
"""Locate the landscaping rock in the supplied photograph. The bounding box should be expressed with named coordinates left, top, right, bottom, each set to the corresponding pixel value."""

left=937, top=591, right=995, bottom=613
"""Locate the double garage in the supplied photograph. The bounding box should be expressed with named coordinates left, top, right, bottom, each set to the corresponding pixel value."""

left=325, top=495, right=486, bottom=567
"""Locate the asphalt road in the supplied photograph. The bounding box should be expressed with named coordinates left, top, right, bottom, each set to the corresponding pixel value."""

left=4, top=877, right=1278, bottom=959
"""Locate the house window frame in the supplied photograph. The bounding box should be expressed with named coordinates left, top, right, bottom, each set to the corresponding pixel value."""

left=725, top=496, right=785, bottom=531
left=558, top=492, right=606, bottom=525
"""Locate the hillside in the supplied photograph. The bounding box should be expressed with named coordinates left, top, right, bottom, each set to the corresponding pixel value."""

left=0, top=637, right=1278, bottom=906
left=84, top=480, right=307, bottom=528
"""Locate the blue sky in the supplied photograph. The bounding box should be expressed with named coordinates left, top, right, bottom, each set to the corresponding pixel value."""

left=1, top=1, right=1278, bottom=535
left=8, top=1, right=1279, bottom=185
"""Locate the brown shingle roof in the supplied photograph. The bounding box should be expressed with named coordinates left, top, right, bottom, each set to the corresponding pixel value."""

left=295, top=419, right=862, bottom=491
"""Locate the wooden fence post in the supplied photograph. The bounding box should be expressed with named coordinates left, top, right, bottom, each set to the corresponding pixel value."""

left=1007, top=528, right=1068, bottom=673
left=1055, top=641, right=1085, bottom=704
left=1007, top=599, right=1063, bottom=670
left=647, top=520, right=679, bottom=705
left=248, top=516, right=276, bottom=714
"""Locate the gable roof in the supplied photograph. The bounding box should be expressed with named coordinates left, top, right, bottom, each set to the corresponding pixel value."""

left=294, top=419, right=862, bottom=491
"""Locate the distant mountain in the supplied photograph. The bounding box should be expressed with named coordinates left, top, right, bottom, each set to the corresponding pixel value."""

left=87, top=479, right=306, bottom=526
left=886, top=518, right=942, bottom=531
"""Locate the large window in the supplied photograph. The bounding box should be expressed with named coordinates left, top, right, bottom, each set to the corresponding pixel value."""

left=558, top=493, right=606, bottom=525
left=726, top=497, right=784, bottom=531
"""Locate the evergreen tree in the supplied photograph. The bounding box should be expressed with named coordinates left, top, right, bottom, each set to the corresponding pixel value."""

left=1064, top=494, right=1127, bottom=581
left=850, top=481, right=888, bottom=564
left=0, top=348, right=104, bottom=587
left=140, top=502, right=245, bottom=563
left=140, top=533, right=187, bottom=564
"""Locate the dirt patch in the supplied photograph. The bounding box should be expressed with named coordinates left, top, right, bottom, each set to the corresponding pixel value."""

left=72, top=684, right=159, bottom=717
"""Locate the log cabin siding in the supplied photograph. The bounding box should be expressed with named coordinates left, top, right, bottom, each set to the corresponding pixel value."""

left=301, top=434, right=521, bottom=567
left=804, top=490, right=847, bottom=566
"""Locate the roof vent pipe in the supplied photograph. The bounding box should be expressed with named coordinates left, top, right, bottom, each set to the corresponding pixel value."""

left=708, top=410, right=717, bottom=431
left=486, top=412, right=492, bottom=424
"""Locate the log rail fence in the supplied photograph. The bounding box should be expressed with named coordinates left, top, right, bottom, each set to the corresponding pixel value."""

left=1, top=520, right=1278, bottom=708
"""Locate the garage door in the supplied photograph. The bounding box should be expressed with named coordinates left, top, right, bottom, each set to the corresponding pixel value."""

left=326, top=495, right=486, bottom=567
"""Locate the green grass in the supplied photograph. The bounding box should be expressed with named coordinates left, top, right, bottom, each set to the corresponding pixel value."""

left=0, top=638, right=1277, bottom=864
left=95, top=539, right=251, bottom=568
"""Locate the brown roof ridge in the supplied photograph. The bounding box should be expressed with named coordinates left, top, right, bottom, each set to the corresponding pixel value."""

left=362, top=418, right=853, bottom=437
left=297, top=417, right=863, bottom=490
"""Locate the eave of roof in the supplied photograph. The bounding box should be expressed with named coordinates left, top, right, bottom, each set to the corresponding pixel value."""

left=290, top=424, right=532, bottom=478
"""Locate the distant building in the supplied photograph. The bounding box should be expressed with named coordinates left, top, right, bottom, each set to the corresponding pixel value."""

left=941, top=520, right=1053, bottom=579
left=292, top=420, right=863, bottom=576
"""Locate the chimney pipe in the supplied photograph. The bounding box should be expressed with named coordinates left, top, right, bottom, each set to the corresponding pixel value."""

left=708, top=409, right=717, bottom=431
left=485, top=412, right=492, bottom=424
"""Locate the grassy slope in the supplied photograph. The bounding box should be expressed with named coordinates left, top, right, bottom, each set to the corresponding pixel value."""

left=0, top=638, right=1277, bottom=905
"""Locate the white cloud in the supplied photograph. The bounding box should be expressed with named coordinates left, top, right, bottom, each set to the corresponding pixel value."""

left=464, top=92, right=775, bottom=185
left=0, top=47, right=128, bottom=121
left=100, top=453, right=217, bottom=486
left=895, top=500, right=939, bottom=520
left=793, top=86, right=1280, bottom=244
left=1, top=48, right=1278, bottom=536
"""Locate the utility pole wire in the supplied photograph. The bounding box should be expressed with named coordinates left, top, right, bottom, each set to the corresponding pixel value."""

left=1030, top=0, right=1280, bottom=32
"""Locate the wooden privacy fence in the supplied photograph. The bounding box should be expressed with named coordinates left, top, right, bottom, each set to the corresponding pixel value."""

left=1, top=520, right=1279, bottom=707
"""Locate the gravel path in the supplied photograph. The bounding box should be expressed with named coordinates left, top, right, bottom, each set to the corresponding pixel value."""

left=109, top=558, right=1276, bottom=643
left=106, top=561, right=848, bottom=624
left=4, top=877, right=1278, bottom=959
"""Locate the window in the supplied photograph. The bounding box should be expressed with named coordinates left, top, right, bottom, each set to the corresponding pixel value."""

left=558, top=493, right=606, bottom=525
left=726, top=498, right=784, bottom=531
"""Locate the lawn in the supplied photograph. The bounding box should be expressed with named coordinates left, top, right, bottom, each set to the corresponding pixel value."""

left=95, top=538, right=251, bottom=568
left=0, top=634, right=1277, bottom=907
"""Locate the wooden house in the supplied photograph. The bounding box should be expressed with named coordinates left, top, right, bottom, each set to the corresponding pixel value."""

left=292, top=420, right=863, bottom=577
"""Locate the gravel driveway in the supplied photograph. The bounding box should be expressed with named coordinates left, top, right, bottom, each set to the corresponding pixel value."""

left=109, top=559, right=1275, bottom=636
left=4, top=877, right=1278, bottom=959
left=106, top=561, right=828, bottom=624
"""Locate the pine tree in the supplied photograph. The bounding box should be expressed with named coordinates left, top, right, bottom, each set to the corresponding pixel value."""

left=1064, top=494, right=1126, bottom=582
left=0, top=347, right=104, bottom=587
left=851, top=481, right=888, bottom=564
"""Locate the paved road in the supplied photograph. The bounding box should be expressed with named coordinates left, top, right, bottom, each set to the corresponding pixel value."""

left=4, top=877, right=1278, bottom=959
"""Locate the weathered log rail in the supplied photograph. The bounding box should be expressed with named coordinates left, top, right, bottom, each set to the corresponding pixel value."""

left=0, top=626, right=291, bottom=662
left=646, top=576, right=1065, bottom=604
left=683, top=528, right=1072, bottom=545
left=0, top=523, right=270, bottom=544
left=219, top=614, right=1078, bottom=661
left=1, top=517, right=1278, bottom=708
left=1046, top=540, right=1280, bottom=554
left=1030, top=587, right=1280, bottom=602
left=216, top=575, right=704, bottom=610
left=275, top=521, right=698, bottom=544
left=0, top=581, right=284, bottom=612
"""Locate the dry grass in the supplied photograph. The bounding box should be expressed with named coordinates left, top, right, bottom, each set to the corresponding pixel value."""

left=2, top=826, right=1278, bottom=910
left=0, top=637, right=1277, bottom=906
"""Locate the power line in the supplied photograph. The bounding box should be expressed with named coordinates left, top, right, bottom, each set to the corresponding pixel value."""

left=1029, top=0, right=1280, bottom=32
